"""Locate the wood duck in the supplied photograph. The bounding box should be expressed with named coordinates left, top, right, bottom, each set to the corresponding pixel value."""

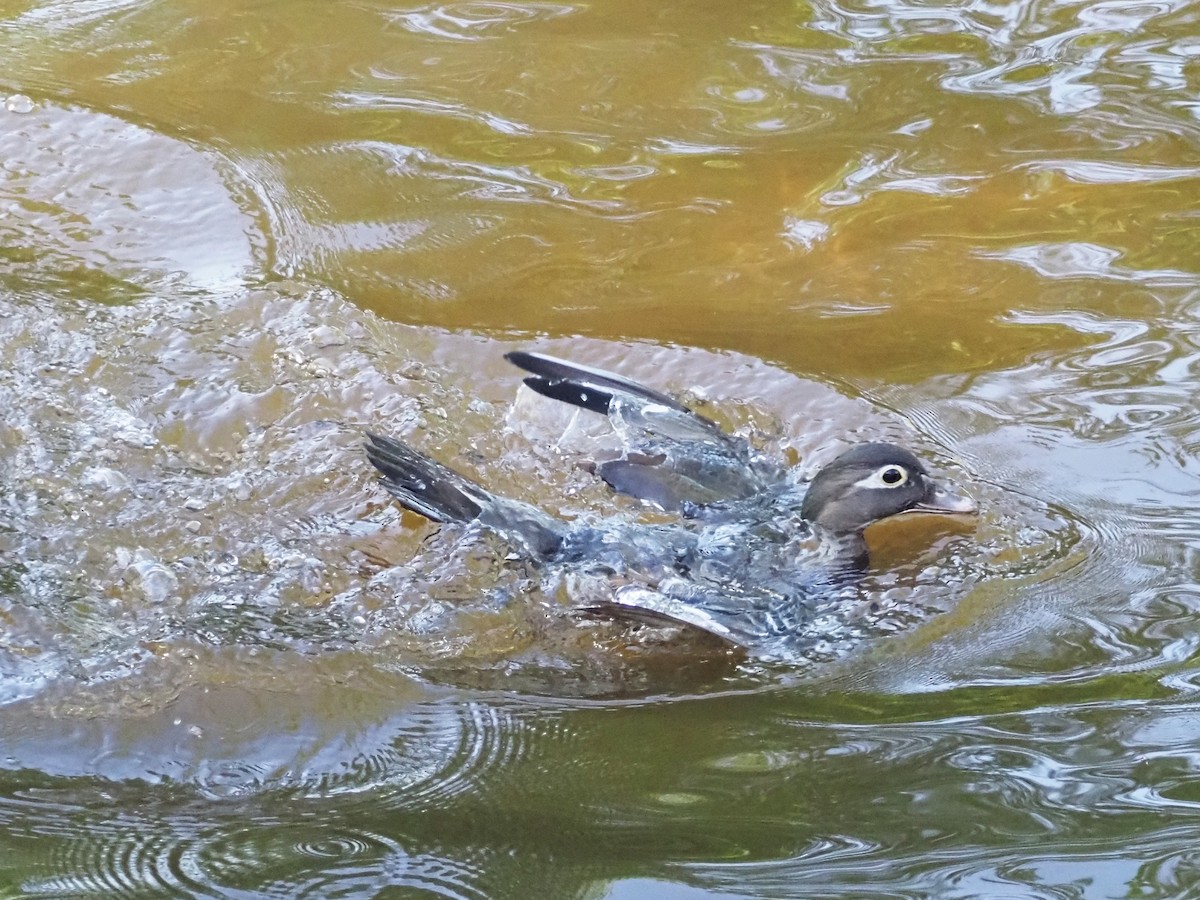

left=365, top=351, right=977, bottom=656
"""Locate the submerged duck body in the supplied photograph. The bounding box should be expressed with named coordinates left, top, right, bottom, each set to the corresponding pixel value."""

left=365, top=351, right=977, bottom=654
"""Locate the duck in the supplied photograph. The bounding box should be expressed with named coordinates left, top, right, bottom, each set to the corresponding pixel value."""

left=365, top=350, right=977, bottom=656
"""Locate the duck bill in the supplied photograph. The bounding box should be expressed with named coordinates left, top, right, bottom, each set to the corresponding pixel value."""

left=911, top=486, right=978, bottom=517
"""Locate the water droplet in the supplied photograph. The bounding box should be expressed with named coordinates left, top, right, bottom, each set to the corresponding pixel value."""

left=5, top=94, right=33, bottom=114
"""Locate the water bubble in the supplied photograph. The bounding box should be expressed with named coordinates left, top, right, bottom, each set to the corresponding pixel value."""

left=81, top=467, right=130, bottom=491
left=213, top=553, right=239, bottom=576
left=233, top=479, right=253, bottom=501
left=5, top=94, right=33, bottom=114
left=124, top=550, right=178, bottom=604
left=820, top=189, right=861, bottom=206
left=782, top=217, right=830, bottom=251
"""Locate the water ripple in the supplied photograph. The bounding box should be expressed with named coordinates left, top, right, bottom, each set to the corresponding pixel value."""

left=385, top=1, right=578, bottom=42
left=333, top=91, right=534, bottom=136
left=0, top=102, right=259, bottom=297
left=986, top=242, right=1200, bottom=286
left=24, top=809, right=211, bottom=897
left=1, top=697, right=556, bottom=894
left=11, top=794, right=490, bottom=899
left=194, top=822, right=488, bottom=900
left=295, top=698, right=545, bottom=809
left=1019, top=159, right=1200, bottom=186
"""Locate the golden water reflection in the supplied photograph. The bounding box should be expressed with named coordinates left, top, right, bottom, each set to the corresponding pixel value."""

left=6, top=0, right=1199, bottom=380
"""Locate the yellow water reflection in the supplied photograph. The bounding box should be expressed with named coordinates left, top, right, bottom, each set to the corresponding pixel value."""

left=7, top=0, right=1197, bottom=381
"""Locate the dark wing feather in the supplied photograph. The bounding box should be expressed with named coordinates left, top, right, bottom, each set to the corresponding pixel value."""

left=506, top=350, right=698, bottom=417
left=519, top=375, right=613, bottom=416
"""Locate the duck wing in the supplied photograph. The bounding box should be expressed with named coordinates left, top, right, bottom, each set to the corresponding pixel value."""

left=585, top=574, right=847, bottom=660
left=506, top=350, right=773, bottom=509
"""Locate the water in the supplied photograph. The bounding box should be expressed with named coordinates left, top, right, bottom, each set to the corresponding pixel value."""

left=3, top=0, right=1200, bottom=895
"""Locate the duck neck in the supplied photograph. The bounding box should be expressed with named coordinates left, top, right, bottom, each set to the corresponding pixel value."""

left=810, top=526, right=870, bottom=576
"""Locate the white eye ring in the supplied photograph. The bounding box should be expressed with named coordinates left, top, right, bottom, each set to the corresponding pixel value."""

left=853, top=464, right=910, bottom=489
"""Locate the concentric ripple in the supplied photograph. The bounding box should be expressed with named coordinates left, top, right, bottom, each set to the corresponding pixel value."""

left=16, top=800, right=212, bottom=898
left=11, top=795, right=490, bottom=899
left=2, top=695, right=561, bottom=897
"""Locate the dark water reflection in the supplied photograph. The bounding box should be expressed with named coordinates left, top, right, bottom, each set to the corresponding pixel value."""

left=4, top=0, right=1200, bottom=895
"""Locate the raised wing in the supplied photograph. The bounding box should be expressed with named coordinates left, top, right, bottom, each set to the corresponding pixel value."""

left=507, top=350, right=775, bottom=509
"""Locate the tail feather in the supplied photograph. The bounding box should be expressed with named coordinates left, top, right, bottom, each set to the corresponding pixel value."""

left=364, top=433, right=487, bottom=523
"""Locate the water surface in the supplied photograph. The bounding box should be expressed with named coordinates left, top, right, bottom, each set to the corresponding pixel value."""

left=3, top=0, right=1200, bottom=896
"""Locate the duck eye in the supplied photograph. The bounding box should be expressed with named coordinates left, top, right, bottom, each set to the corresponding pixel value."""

left=880, top=465, right=906, bottom=486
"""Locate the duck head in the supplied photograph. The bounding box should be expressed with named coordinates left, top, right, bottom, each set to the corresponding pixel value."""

left=800, top=443, right=977, bottom=536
